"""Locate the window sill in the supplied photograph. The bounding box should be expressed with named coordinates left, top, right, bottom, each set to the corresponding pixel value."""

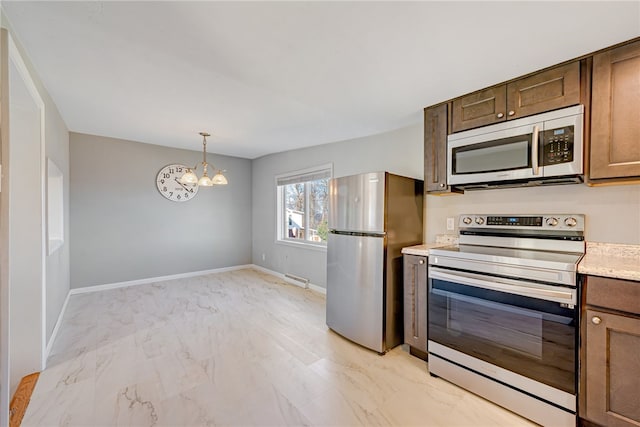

left=276, top=239, right=327, bottom=252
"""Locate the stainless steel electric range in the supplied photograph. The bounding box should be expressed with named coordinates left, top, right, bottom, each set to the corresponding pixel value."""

left=428, top=214, right=585, bottom=427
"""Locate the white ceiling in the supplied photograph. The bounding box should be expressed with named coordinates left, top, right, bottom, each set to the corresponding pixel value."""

left=3, top=1, right=639, bottom=159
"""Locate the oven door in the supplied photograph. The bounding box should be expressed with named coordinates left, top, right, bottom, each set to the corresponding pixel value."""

left=447, top=121, right=543, bottom=186
left=428, top=266, right=577, bottom=396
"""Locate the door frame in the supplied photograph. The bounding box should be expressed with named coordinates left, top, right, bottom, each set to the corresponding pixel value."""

left=0, top=27, right=48, bottom=422
left=8, top=31, right=47, bottom=370
left=0, top=26, right=10, bottom=427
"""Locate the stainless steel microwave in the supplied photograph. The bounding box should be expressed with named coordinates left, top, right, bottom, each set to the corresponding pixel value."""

left=447, top=105, right=584, bottom=189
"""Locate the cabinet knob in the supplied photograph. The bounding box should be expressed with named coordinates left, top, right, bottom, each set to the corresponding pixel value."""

left=591, top=316, right=602, bottom=325
left=439, top=183, right=445, bottom=188
left=419, top=259, right=425, bottom=265
left=508, top=110, right=515, bottom=116
left=497, top=113, right=504, bottom=118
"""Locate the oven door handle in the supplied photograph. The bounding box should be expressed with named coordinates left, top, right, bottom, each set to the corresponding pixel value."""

left=429, top=267, right=576, bottom=304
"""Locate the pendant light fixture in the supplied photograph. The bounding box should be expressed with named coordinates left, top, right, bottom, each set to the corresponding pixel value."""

left=180, top=132, right=228, bottom=187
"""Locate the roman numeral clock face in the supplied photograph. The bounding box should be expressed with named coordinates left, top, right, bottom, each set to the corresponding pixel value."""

left=156, top=164, right=199, bottom=202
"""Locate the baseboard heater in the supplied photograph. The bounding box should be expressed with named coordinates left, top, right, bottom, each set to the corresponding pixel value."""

left=284, top=273, right=309, bottom=288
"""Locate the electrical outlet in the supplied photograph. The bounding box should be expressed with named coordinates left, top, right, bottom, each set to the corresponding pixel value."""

left=446, top=217, right=455, bottom=231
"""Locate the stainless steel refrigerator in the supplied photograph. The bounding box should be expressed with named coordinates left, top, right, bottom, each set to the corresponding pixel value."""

left=326, top=171, right=424, bottom=353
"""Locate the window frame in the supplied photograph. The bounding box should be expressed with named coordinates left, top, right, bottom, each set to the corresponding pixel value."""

left=46, top=158, right=64, bottom=255
left=275, top=163, right=333, bottom=251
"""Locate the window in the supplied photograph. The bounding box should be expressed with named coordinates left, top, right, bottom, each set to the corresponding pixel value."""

left=276, top=164, right=332, bottom=247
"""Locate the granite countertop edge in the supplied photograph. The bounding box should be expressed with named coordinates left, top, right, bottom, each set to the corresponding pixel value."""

left=401, top=235, right=459, bottom=256
left=578, top=242, right=640, bottom=282
left=401, top=243, right=448, bottom=256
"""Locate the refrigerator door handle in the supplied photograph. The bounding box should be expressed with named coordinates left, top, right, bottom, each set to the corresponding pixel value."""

left=330, top=230, right=386, bottom=238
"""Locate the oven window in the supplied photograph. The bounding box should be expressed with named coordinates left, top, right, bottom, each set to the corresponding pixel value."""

left=447, top=292, right=544, bottom=358
left=428, top=278, right=576, bottom=394
left=453, top=135, right=531, bottom=174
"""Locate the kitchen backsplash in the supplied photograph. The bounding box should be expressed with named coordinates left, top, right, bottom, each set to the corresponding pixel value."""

left=435, top=234, right=459, bottom=245
left=426, top=182, right=640, bottom=245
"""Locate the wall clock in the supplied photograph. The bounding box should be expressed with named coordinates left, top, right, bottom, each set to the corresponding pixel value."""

left=156, top=164, right=198, bottom=202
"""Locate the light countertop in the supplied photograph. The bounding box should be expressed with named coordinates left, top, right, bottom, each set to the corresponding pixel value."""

left=578, top=242, right=640, bottom=282
left=402, top=239, right=640, bottom=282
left=401, top=235, right=458, bottom=256
left=401, top=243, right=449, bottom=256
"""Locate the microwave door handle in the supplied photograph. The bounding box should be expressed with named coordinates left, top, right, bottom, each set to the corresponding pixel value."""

left=531, top=125, right=540, bottom=176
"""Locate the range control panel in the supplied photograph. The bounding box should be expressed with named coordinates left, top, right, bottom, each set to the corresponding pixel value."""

left=541, top=126, right=574, bottom=165
left=459, top=214, right=585, bottom=231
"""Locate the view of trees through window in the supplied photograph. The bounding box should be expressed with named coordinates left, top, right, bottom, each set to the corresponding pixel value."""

left=283, top=177, right=329, bottom=243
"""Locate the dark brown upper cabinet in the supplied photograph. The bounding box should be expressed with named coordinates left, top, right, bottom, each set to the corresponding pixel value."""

left=451, top=86, right=506, bottom=133
left=424, top=103, right=456, bottom=194
left=589, top=39, right=640, bottom=181
left=452, top=61, right=581, bottom=133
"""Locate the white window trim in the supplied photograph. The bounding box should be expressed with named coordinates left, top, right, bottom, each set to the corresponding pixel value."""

left=275, top=163, right=333, bottom=250
left=47, top=158, right=64, bottom=255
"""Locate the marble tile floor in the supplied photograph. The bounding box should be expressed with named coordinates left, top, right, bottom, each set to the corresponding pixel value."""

left=24, top=268, right=537, bottom=426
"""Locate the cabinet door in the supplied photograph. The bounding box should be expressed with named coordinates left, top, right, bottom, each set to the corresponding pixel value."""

left=424, top=104, right=450, bottom=193
left=506, top=61, right=581, bottom=120
left=585, top=309, right=640, bottom=427
left=403, top=255, right=427, bottom=353
left=590, top=40, right=640, bottom=180
left=451, top=86, right=506, bottom=133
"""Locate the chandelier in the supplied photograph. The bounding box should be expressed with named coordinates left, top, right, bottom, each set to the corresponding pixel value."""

left=179, top=132, right=227, bottom=187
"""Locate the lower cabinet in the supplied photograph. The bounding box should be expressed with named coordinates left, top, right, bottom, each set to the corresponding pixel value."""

left=403, top=254, right=428, bottom=358
left=582, top=276, right=640, bottom=427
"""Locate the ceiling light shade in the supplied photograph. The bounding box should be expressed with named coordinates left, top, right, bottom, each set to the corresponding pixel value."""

left=212, top=170, right=228, bottom=185
left=198, top=176, right=213, bottom=186
left=180, top=131, right=228, bottom=188
left=198, top=174, right=213, bottom=187
left=179, top=169, right=198, bottom=184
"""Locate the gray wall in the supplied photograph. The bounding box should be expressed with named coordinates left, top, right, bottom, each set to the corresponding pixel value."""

left=251, top=123, right=423, bottom=288
left=70, top=133, right=252, bottom=288
left=426, top=183, right=640, bottom=245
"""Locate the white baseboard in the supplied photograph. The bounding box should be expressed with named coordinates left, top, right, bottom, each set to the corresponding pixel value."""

left=69, top=264, right=254, bottom=296
left=250, top=264, right=326, bottom=295
left=44, top=289, right=71, bottom=365
left=307, top=282, right=327, bottom=295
